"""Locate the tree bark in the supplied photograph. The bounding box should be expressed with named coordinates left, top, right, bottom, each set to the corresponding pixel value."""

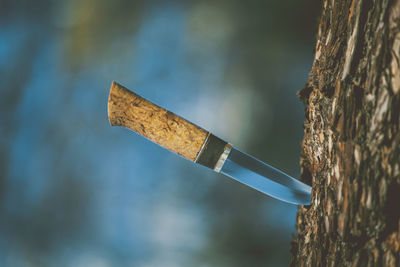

left=291, top=0, right=400, bottom=266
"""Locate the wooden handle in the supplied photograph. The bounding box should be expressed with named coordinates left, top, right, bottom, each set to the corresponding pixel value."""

left=108, top=81, right=209, bottom=161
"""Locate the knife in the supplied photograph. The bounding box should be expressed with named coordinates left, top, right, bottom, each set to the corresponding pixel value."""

left=107, top=81, right=312, bottom=205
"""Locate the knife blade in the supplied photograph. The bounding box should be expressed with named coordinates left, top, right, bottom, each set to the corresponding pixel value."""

left=108, top=81, right=312, bottom=205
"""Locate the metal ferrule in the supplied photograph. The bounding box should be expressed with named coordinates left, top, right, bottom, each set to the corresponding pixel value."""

left=195, top=133, right=232, bottom=172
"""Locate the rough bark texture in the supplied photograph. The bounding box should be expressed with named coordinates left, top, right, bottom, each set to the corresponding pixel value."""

left=291, top=0, right=400, bottom=266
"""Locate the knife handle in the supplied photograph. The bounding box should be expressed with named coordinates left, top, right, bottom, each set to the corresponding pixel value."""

left=108, top=81, right=231, bottom=169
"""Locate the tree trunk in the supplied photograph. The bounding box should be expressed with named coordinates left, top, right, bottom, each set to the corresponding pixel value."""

left=291, top=0, right=400, bottom=266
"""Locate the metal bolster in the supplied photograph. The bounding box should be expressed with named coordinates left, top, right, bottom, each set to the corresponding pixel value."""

left=195, top=133, right=231, bottom=171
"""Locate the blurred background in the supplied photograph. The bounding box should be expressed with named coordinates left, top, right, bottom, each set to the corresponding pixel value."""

left=0, top=0, right=320, bottom=266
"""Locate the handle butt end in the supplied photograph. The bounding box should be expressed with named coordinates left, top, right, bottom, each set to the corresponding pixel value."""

left=108, top=81, right=127, bottom=127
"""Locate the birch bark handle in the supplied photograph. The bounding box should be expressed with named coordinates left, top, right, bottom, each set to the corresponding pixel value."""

left=107, top=81, right=209, bottom=161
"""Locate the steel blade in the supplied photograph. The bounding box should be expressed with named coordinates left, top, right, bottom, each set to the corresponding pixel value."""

left=220, top=148, right=312, bottom=205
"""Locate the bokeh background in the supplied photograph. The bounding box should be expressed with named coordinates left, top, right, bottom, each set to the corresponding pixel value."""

left=0, top=0, right=320, bottom=266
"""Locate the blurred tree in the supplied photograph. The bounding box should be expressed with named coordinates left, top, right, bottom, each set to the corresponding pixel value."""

left=291, top=0, right=400, bottom=266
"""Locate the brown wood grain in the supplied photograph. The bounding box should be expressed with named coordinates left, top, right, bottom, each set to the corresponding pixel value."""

left=108, top=81, right=209, bottom=161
